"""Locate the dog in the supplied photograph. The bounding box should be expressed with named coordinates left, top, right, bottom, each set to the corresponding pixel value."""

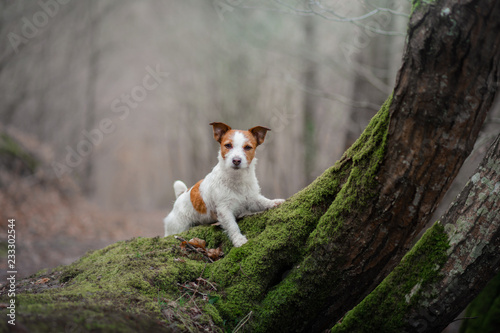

left=163, top=122, right=285, bottom=247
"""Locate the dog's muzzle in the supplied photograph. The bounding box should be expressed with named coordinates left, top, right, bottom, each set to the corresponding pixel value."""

left=232, top=157, right=242, bottom=168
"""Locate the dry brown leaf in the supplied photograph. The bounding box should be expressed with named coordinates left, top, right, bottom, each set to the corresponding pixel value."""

left=188, top=238, right=206, bottom=249
left=207, top=248, right=224, bottom=261
left=35, top=277, right=50, bottom=285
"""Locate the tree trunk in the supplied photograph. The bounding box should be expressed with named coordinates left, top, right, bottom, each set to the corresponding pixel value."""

left=343, top=0, right=393, bottom=151
left=207, top=0, right=500, bottom=331
left=83, top=0, right=98, bottom=196
left=330, top=133, right=500, bottom=333
left=303, top=15, right=318, bottom=183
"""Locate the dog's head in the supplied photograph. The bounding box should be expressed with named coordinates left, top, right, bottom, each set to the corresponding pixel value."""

left=210, top=122, right=270, bottom=170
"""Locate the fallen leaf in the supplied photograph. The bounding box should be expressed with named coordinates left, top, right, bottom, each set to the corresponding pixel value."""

left=188, top=238, right=206, bottom=249
left=207, top=248, right=224, bottom=261
left=35, top=277, right=50, bottom=285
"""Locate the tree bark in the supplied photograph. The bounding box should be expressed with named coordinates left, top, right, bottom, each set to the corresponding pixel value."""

left=330, top=133, right=500, bottom=333
left=205, top=1, right=500, bottom=331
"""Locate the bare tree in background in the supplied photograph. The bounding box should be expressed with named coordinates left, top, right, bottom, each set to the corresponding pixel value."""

left=343, top=0, right=396, bottom=150
left=83, top=1, right=99, bottom=195
left=302, top=15, right=318, bottom=183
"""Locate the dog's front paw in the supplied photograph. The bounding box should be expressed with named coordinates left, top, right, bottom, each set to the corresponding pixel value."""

left=272, top=199, right=285, bottom=207
left=232, top=234, right=248, bottom=247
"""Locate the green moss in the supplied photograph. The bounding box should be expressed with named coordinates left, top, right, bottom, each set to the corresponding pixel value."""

left=203, top=303, right=224, bottom=326
left=411, top=0, right=435, bottom=15
left=331, top=222, right=450, bottom=333
left=0, top=236, right=226, bottom=332
left=460, top=272, right=500, bottom=333
left=238, top=97, right=392, bottom=332
left=0, top=132, right=39, bottom=173
left=0, top=241, right=8, bottom=257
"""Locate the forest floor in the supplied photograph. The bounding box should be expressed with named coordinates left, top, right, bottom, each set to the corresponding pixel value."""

left=0, top=126, right=167, bottom=282
left=0, top=167, right=167, bottom=281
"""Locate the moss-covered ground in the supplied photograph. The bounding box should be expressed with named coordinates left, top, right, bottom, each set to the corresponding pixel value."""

left=0, top=235, right=227, bottom=332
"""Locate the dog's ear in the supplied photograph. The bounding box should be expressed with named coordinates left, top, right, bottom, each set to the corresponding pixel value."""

left=248, top=126, right=271, bottom=146
left=210, top=122, right=232, bottom=143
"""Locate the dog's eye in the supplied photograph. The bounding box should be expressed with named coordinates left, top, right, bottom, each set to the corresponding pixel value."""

left=224, top=143, right=232, bottom=149
left=244, top=145, right=253, bottom=151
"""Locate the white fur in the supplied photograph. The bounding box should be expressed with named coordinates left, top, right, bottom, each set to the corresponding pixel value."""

left=173, top=180, right=188, bottom=199
left=163, top=131, right=285, bottom=247
left=222, top=131, right=249, bottom=169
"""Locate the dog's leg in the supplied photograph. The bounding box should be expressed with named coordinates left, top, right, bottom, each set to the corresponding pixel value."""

left=217, top=208, right=248, bottom=247
left=248, top=195, right=285, bottom=212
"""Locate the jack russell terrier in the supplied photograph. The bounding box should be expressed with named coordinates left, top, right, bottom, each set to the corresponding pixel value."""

left=163, top=122, right=285, bottom=247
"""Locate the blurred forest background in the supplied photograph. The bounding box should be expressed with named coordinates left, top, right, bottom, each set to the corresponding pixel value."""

left=1, top=0, right=499, bottom=308
left=1, top=0, right=411, bottom=208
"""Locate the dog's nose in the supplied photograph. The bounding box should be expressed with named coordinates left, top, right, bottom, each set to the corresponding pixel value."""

left=232, top=157, right=242, bottom=166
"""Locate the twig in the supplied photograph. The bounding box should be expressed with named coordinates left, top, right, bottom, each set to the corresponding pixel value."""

left=196, top=277, right=218, bottom=291
left=175, top=291, right=190, bottom=303
left=176, top=312, right=195, bottom=333
left=174, top=236, right=214, bottom=263
left=270, top=0, right=408, bottom=35
left=174, top=236, right=197, bottom=251
left=233, top=311, right=253, bottom=333
left=177, top=283, right=208, bottom=297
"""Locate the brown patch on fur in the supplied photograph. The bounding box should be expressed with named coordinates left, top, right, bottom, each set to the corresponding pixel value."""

left=190, top=179, right=207, bottom=214
left=210, top=122, right=232, bottom=143
left=220, top=129, right=236, bottom=160
left=241, top=131, right=258, bottom=164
